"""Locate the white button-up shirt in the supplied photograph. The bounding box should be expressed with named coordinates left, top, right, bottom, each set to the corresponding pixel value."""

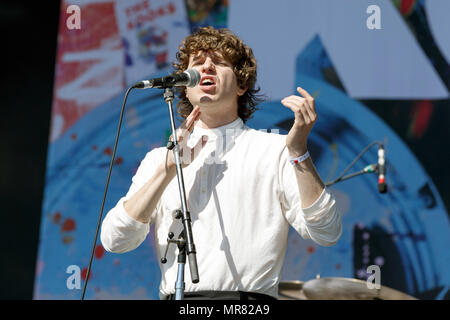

left=101, top=117, right=342, bottom=299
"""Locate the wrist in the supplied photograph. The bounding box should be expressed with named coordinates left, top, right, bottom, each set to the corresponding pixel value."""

left=289, top=150, right=310, bottom=166
left=287, top=145, right=308, bottom=158
left=159, top=161, right=177, bottom=177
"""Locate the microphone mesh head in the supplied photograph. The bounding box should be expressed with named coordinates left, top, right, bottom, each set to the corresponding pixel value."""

left=184, top=69, right=201, bottom=87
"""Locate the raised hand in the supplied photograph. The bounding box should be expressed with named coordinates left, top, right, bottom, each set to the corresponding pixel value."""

left=281, top=86, right=317, bottom=157
left=165, top=105, right=208, bottom=168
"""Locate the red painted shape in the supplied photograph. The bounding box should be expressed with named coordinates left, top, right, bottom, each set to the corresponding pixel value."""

left=400, top=0, right=415, bottom=15
left=61, top=218, right=76, bottom=232
left=411, top=100, right=433, bottom=138
left=95, top=245, right=105, bottom=259
left=307, top=246, right=315, bottom=254
left=62, top=236, right=73, bottom=244
left=52, top=212, right=62, bottom=224
left=81, top=267, right=92, bottom=281
left=104, top=147, right=112, bottom=156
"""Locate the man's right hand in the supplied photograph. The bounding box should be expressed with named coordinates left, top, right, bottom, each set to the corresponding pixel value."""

left=164, top=105, right=208, bottom=169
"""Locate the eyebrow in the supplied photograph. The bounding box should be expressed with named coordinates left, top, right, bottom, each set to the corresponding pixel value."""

left=191, top=54, right=204, bottom=63
left=191, top=51, right=226, bottom=63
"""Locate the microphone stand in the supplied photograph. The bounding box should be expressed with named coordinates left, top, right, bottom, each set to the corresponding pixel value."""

left=81, top=87, right=134, bottom=300
left=81, top=84, right=199, bottom=300
left=325, top=164, right=378, bottom=187
left=160, top=87, right=199, bottom=300
left=325, top=141, right=387, bottom=192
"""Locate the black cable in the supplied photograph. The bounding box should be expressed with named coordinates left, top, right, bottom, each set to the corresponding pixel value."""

left=325, top=141, right=383, bottom=187
left=81, top=86, right=134, bottom=300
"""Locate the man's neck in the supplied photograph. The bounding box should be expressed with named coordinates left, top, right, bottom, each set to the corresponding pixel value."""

left=196, top=110, right=239, bottom=129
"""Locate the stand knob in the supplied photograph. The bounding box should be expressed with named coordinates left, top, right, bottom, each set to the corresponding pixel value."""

left=161, top=232, right=175, bottom=264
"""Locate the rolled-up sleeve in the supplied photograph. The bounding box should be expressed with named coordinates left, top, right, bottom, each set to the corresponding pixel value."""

left=101, top=197, right=150, bottom=253
left=100, top=147, right=165, bottom=253
left=278, top=148, right=342, bottom=247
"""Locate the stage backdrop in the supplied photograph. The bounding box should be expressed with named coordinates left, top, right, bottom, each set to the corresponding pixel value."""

left=34, top=0, right=450, bottom=299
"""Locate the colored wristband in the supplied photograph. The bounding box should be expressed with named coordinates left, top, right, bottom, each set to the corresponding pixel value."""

left=289, top=151, right=310, bottom=165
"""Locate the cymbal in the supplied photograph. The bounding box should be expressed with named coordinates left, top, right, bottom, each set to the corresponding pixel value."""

left=278, top=280, right=308, bottom=300
left=302, top=277, right=417, bottom=300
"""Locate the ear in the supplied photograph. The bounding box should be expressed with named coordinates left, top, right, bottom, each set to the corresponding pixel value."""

left=237, top=86, right=248, bottom=97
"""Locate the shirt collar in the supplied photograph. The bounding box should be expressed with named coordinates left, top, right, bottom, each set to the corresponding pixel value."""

left=191, top=117, right=244, bottom=140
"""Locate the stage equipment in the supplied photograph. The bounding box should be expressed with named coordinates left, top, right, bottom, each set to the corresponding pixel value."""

left=278, top=281, right=308, bottom=300
left=81, top=69, right=201, bottom=300
left=302, top=277, right=417, bottom=300
left=325, top=141, right=387, bottom=194
left=279, top=277, right=417, bottom=300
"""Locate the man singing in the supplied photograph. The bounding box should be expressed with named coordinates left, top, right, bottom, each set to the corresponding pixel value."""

left=101, top=26, right=342, bottom=300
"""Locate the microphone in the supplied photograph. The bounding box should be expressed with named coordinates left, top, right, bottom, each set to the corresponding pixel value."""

left=377, top=144, right=387, bottom=193
left=132, top=69, right=200, bottom=89
left=363, top=164, right=377, bottom=173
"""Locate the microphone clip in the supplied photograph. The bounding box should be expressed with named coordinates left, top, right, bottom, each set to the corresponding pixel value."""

left=161, top=211, right=186, bottom=265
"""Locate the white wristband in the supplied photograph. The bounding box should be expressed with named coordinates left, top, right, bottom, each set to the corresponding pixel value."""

left=289, top=151, right=310, bottom=165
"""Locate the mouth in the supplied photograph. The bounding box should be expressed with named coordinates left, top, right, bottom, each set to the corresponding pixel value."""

left=199, top=75, right=216, bottom=89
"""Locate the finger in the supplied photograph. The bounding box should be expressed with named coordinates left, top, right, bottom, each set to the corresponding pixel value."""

left=284, top=93, right=316, bottom=116
left=285, top=94, right=316, bottom=120
left=282, top=96, right=311, bottom=114
left=180, top=106, right=200, bottom=129
left=188, top=105, right=200, bottom=116
left=285, top=95, right=315, bottom=121
left=304, top=103, right=317, bottom=123
left=190, top=135, right=208, bottom=161
left=192, top=106, right=202, bottom=123
left=296, top=86, right=313, bottom=100
left=298, top=105, right=312, bottom=124
left=281, top=100, right=309, bottom=123
left=171, top=109, right=200, bottom=144
left=282, top=96, right=307, bottom=107
left=179, top=109, right=201, bottom=141
left=185, top=117, right=200, bottom=140
left=187, top=106, right=201, bottom=130
left=187, top=107, right=200, bottom=124
left=280, top=99, right=298, bottom=112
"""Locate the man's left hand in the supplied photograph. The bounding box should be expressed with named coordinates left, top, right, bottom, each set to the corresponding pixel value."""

left=281, top=86, right=317, bottom=157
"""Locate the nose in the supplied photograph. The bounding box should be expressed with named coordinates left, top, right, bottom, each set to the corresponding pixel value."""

left=202, top=57, right=215, bottom=73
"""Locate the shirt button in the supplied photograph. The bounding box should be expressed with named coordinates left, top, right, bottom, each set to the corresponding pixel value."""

left=201, top=188, right=206, bottom=193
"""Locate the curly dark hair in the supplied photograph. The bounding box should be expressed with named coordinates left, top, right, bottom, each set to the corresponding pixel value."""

left=173, top=26, right=264, bottom=123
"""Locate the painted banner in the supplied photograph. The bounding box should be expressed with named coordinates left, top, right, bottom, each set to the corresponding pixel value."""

left=115, top=0, right=189, bottom=86
left=35, top=0, right=450, bottom=300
